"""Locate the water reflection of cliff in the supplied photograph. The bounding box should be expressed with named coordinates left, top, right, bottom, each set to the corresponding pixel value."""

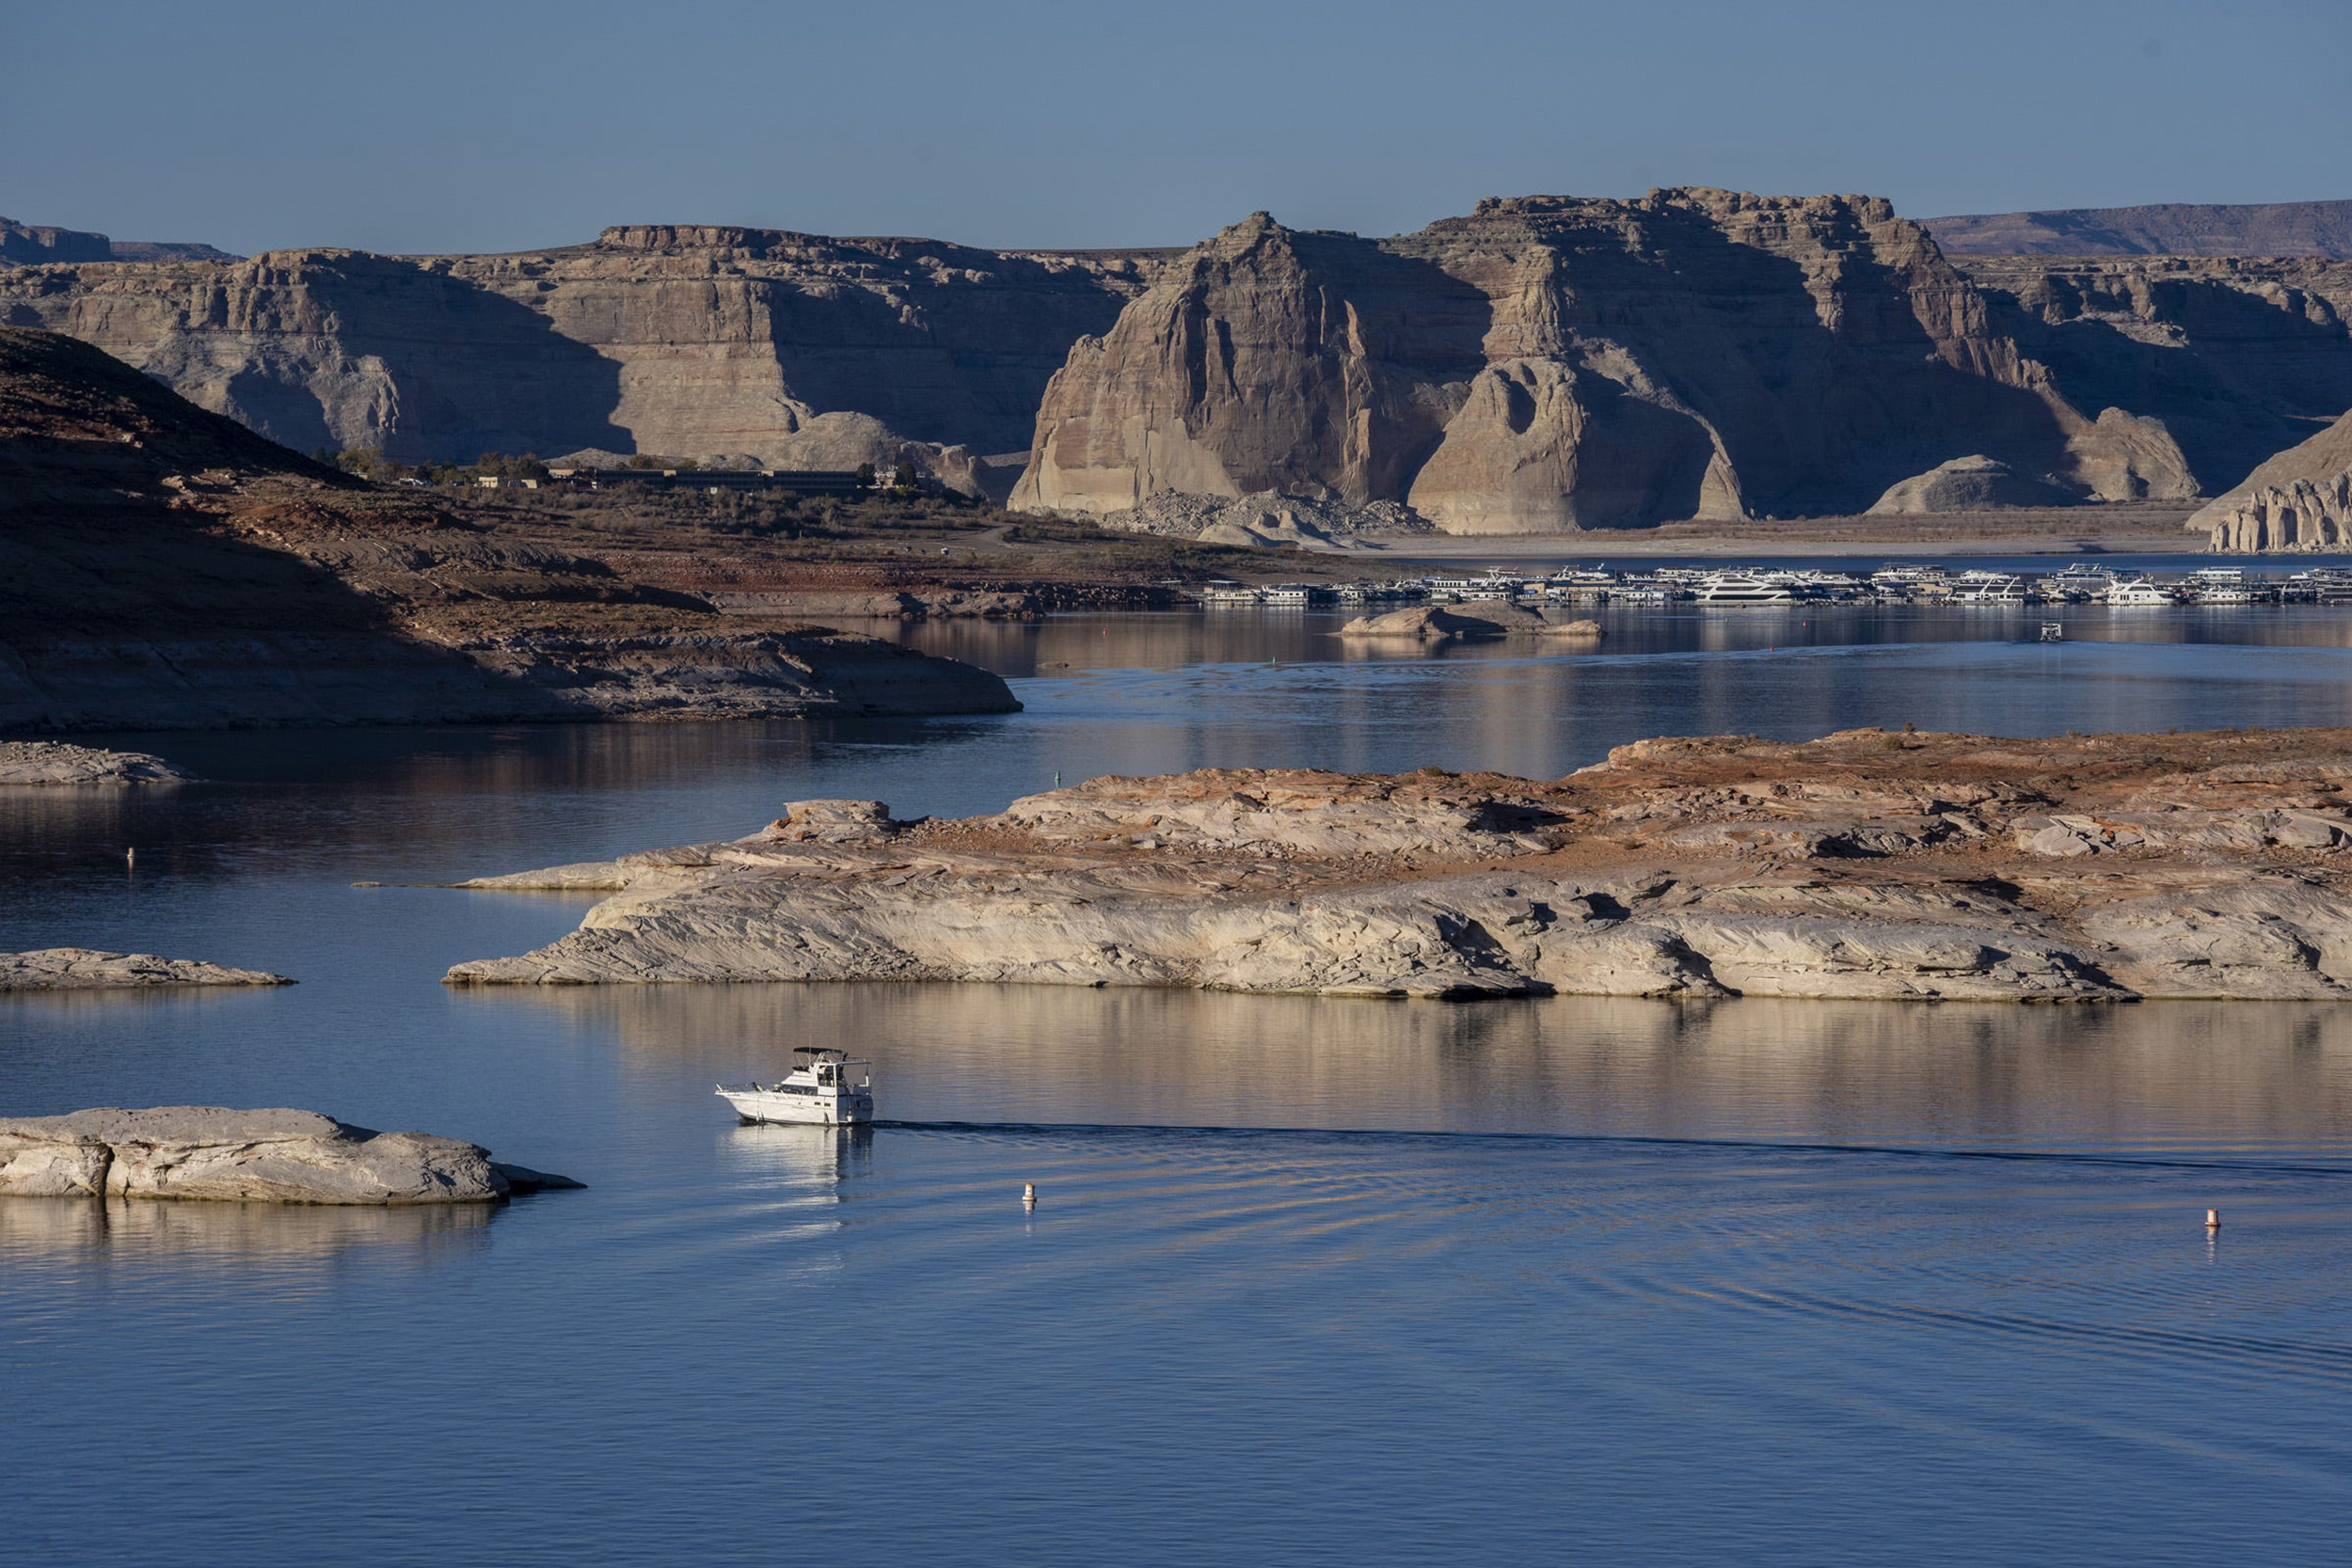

left=0, top=1195, right=495, bottom=1265
left=491, top=984, right=2352, bottom=1151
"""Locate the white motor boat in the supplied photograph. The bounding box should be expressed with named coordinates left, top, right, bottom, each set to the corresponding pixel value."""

left=717, top=1048, right=875, bottom=1126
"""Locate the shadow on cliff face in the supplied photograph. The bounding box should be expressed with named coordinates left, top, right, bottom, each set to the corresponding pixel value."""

left=761, top=241, right=1140, bottom=454
left=231, top=255, right=632, bottom=463
left=1285, top=230, right=1494, bottom=496
left=1979, top=276, right=2352, bottom=494
left=1565, top=203, right=2079, bottom=517
left=0, top=499, right=528, bottom=732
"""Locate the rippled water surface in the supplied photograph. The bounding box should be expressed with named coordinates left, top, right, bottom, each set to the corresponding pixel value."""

left=6, top=606, right=2351, bottom=1564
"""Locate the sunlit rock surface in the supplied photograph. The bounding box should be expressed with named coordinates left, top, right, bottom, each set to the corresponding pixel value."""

left=447, top=728, right=2352, bottom=1003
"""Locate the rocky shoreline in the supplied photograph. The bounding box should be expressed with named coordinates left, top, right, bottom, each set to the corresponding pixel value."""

left=444, top=727, right=2352, bottom=1003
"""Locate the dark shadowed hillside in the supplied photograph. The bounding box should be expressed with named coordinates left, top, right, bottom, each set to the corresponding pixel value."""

left=0, top=327, right=1014, bottom=732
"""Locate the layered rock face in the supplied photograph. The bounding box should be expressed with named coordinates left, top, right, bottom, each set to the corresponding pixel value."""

left=2192, top=408, right=2352, bottom=551
left=1928, top=199, right=2352, bottom=259
left=447, top=727, right=2352, bottom=1003
left=1015, top=190, right=2200, bottom=531
left=0, top=1107, right=574, bottom=1203
left=0, top=227, right=1156, bottom=465
left=16, top=197, right=2352, bottom=534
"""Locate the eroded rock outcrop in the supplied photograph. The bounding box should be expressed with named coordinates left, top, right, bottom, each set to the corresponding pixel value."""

left=0, top=1107, right=577, bottom=1203
left=0, top=949, right=292, bottom=990
left=443, top=727, right=2352, bottom=1003
left=1014, top=191, right=2200, bottom=531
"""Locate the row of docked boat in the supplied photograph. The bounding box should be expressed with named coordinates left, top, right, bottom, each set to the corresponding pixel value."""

left=1194, top=562, right=2352, bottom=609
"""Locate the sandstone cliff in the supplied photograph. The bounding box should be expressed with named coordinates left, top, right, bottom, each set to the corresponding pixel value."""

left=447, top=727, right=2352, bottom=1004
left=2192, top=408, right=2352, bottom=551
left=1928, top=199, right=2352, bottom=259
left=0, top=328, right=1018, bottom=732
left=1013, top=190, right=2200, bottom=531
left=0, top=226, right=1155, bottom=467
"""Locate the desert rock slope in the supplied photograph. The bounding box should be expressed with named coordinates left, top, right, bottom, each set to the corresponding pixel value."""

left=0, top=326, right=1016, bottom=732
left=449, top=726, right=2352, bottom=1004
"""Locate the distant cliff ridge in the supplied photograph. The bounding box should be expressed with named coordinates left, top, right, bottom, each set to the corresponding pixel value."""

left=0, top=228, right=1149, bottom=466
left=8, top=194, right=2352, bottom=533
left=0, top=217, right=240, bottom=265
left=0, top=218, right=111, bottom=264
left=1927, top=199, right=2352, bottom=259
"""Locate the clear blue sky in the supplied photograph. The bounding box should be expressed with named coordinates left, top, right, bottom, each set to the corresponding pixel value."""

left=6, top=0, right=2345, bottom=255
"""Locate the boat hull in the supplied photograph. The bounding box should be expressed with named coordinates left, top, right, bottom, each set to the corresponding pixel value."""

left=718, top=1088, right=873, bottom=1126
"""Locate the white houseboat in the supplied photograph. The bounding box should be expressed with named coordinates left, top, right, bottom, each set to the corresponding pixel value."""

left=1951, top=571, right=2030, bottom=605
left=2106, top=578, right=2179, bottom=607
left=1692, top=571, right=1805, bottom=605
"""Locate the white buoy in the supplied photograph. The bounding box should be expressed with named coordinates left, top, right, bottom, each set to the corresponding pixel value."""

left=1022, top=1182, right=1038, bottom=1207
left=125, top=847, right=135, bottom=867
left=2206, top=1208, right=2221, bottom=1230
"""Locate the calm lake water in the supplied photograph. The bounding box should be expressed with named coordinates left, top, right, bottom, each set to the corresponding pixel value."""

left=6, top=603, right=2351, bottom=1565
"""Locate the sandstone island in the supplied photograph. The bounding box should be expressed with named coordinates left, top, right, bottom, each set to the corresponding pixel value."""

left=446, top=726, right=2352, bottom=1003
left=0, top=1107, right=577, bottom=1204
